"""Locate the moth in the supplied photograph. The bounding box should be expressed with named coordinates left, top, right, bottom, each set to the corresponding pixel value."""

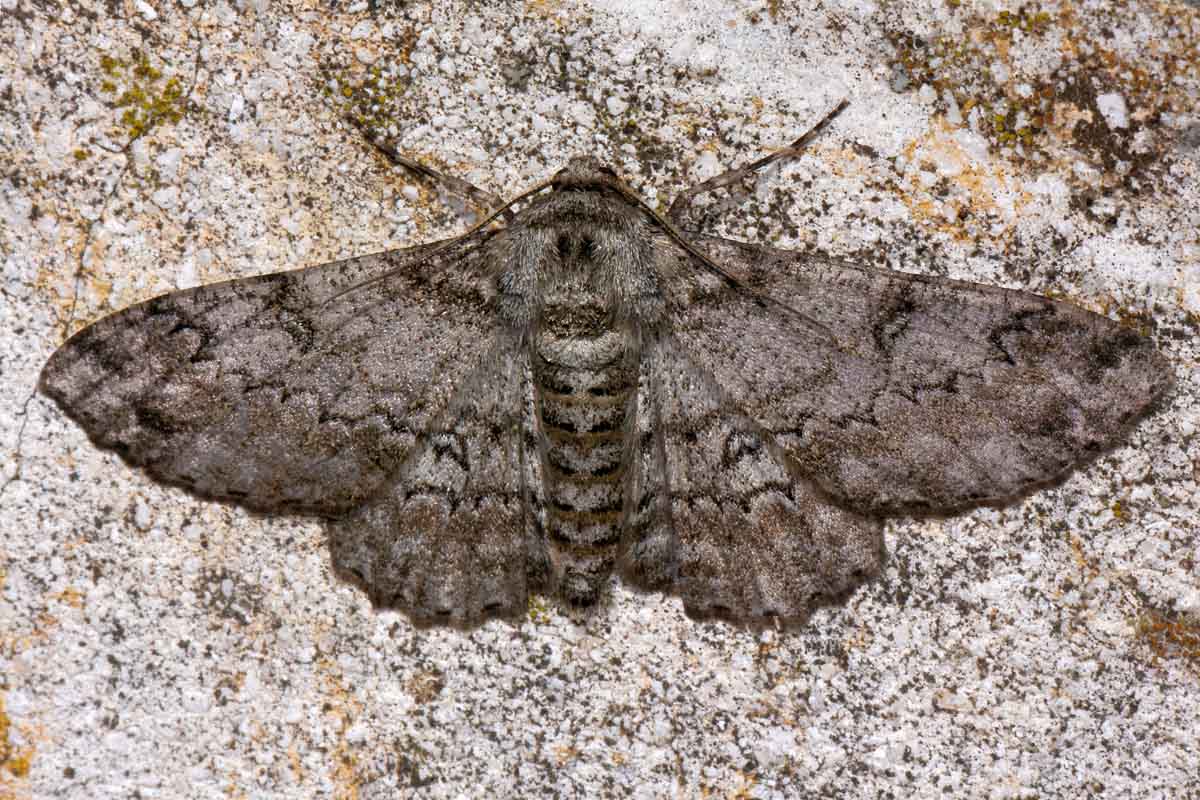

left=41, top=103, right=1171, bottom=627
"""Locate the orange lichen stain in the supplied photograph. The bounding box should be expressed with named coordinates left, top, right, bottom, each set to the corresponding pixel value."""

left=553, top=743, right=580, bottom=766
left=1067, top=533, right=1199, bottom=674
left=50, top=586, right=85, bottom=608
left=42, top=228, right=117, bottom=337
left=1087, top=295, right=1160, bottom=336
left=1068, top=535, right=1101, bottom=581
left=1136, top=610, right=1200, bottom=675
left=329, top=738, right=361, bottom=800
left=0, top=695, right=35, bottom=793
left=894, top=120, right=1025, bottom=241
left=31, top=200, right=118, bottom=332
left=287, top=740, right=306, bottom=784
left=842, top=620, right=875, bottom=653
left=1046, top=98, right=1093, bottom=139
left=0, top=640, right=27, bottom=673
left=318, top=667, right=367, bottom=800
left=728, top=770, right=759, bottom=799
left=526, top=0, right=565, bottom=17
left=403, top=670, right=444, bottom=705
left=2, top=609, right=58, bottom=661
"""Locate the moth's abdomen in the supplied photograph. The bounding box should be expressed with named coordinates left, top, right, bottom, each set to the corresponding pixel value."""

left=533, top=322, right=637, bottom=606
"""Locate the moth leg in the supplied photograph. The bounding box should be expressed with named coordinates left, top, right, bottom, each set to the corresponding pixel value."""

left=666, top=99, right=848, bottom=226
left=346, top=115, right=513, bottom=222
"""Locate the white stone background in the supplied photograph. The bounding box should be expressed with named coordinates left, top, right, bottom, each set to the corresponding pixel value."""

left=1, top=0, right=1198, bottom=797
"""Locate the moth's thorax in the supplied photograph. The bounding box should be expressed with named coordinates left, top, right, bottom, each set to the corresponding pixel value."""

left=491, top=189, right=670, bottom=328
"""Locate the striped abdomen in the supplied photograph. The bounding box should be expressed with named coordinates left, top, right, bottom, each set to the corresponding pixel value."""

left=533, top=309, right=637, bottom=606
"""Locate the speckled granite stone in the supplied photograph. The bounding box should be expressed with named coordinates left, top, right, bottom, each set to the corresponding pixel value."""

left=2, top=1, right=1196, bottom=797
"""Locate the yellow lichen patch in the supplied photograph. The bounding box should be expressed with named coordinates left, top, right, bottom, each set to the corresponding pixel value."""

left=887, top=13, right=1052, bottom=155
left=885, top=2, right=1197, bottom=176
left=97, top=50, right=188, bottom=141
left=321, top=60, right=483, bottom=241
left=995, top=7, right=1053, bottom=35
left=527, top=593, right=554, bottom=624
left=0, top=694, right=34, bottom=786
left=324, top=61, right=412, bottom=138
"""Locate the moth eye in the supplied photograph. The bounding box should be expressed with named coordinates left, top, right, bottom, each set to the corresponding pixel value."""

left=555, top=233, right=572, bottom=258
left=580, top=237, right=596, bottom=259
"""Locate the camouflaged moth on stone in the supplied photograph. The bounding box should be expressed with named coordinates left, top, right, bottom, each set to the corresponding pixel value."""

left=41, top=104, right=1171, bottom=627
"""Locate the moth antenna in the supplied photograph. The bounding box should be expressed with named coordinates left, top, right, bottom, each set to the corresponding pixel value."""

left=347, top=115, right=514, bottom=222
left=609, top=181, right=837, bottom=344
left=667, top=99, right=850, bottom=221
left=320, top=178, right=554, bottom=308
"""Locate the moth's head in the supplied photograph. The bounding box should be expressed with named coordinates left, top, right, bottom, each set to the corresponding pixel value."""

left=552, top=156, right=623, bottom=190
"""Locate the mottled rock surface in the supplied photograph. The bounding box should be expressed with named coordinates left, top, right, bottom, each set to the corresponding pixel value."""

left=2, top=1, right=1197, bottom=797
